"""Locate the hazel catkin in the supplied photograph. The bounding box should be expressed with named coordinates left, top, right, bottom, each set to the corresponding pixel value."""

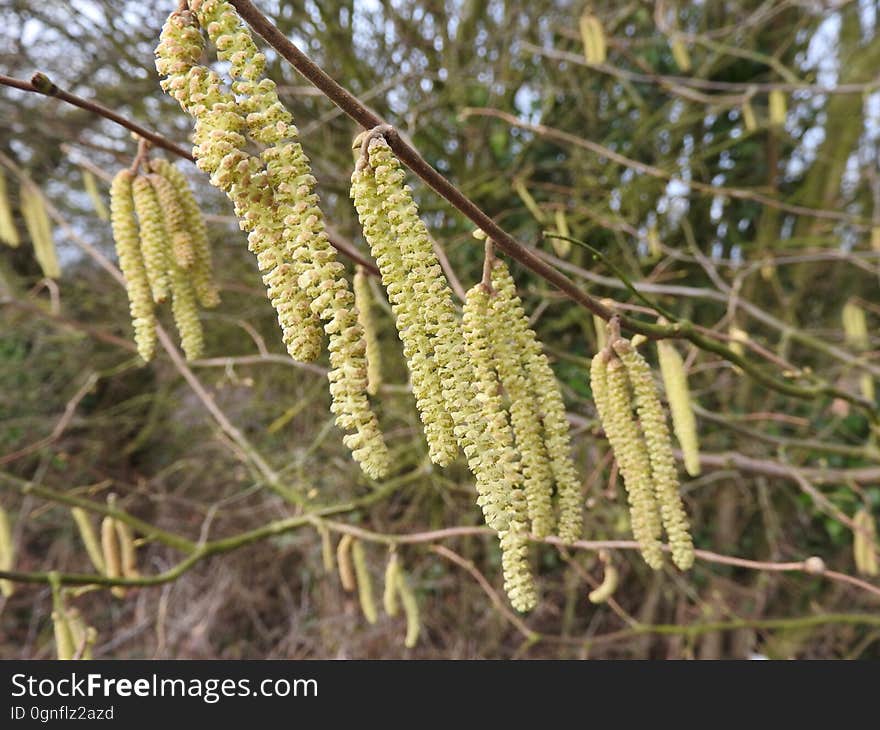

left=656, top=340, right=701, bottom=477
left=613, top=338, right=694, bottom=570
left=21, top=185, right=60, bottom=279
left=0, top=169, right=20, bottom=247
left=71, top=507, right=106, bottom=575
left=131, top=175, right=172, bottom=304
left=354, top=265, right=383, bottom=396
left=0, top=503, right=15, bottom=597
left=351, top=539, right=378, bottom=624
left=853, top=508, right=878, bottom=577
left=110, top=169, right=157, bottom=362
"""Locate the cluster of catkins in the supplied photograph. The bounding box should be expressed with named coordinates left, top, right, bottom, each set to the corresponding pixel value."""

left=0, top=168, right=60, bottom=278
left=351, top=133, right=583, bottom=611
left=591, top=325, right=694, bottom=571
left=109, top=158, right=220, bottom=362
left=155, top=0, right=390, bottom=480
left=334, top=534, right=420, bottom=647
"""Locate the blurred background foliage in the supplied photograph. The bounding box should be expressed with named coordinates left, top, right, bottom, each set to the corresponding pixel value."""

left=1, top=0, right=879, bottom=658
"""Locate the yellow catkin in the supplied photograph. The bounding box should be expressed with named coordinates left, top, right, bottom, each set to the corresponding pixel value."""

left=66, top=608, right=96, bottom=660
left=0, top=504, right=15, bottom=597
left=552, top=207, right=571, bottom=257
left=656, top=341, right=701, bottom=477
left=351, top=539, right=378, bottom=625
left=353, top=265, right=383, bottom=396
left=170, top=267, right=205, bottom=360
left=614, top=339, right=694, bottom=570
left=157, top=4, right=388, bottom=477
left=491, top=260, right=583, bottom=543
left=148, top=172, right=196, bottom=269
left=729, top=326, right=748, bottom=359
left=50, top=575, right=75, bottom=660
left=842, top=300, right=869, bottom=351
left=149, top=158, right=220, bottom=307
left=395, top=569, right=420, bottom=648
left=0, top=169, right=20, bottom=247
left=383, top=553, right=400, bottom=616
left=317, top=523, right=335, bottom=574
left=157, top=5, right=318, bottom=362
left=71, top=507, right=106, bottom=575
left=579, top=13, right=606, bottom=64
left=351, top=139, right=457, bottom=466
left=591, top=350, right=664, bottom=569
left=768, top=90, right=787, bottom=128
left=20, top=185, right=60, bottom=278
left=646, top=224, right=661, bottom=259
left=115, top=521, right=139, bottom=579
left=361, top=140, right=519, bottom=529
left=871, top=226, right=880, bottom=252
left=100, top=517, right=126, bottom=599
left=336, top=534, right=356, bottom=592
left=110, top=169, right=157, bottom=362
left=512, top=178, right=546, bottom=224
left=853, top=508, right=878, bottom=577
left=131, top=175, right=172, bottom=303
left=52, top=610, right=75, bottom=660
left=82, top=169, right=109, bottom=221
left=588, top=563, right=619, bottom=604
left=670, top=38, right=691, bottom=72
left=463, top=283, right=536, bottom=611
left=742, top=100, right=757, bottom=132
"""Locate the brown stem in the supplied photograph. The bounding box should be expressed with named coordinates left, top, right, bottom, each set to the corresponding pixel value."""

left=1, top=73, right=193, bottom=162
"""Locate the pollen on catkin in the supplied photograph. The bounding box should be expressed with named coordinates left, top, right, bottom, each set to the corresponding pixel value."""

left=591, top=348, right=664, bottom=569
left=131, top=175, right=172, bottom=303
left=149, top=158, right=221, bottom=308
left=463, top=283, right=537, bottom=610
left=0, top=504, right=14, bottom=597
left=148, top=172, right=195, bottom=268
left=351, top=539, right=378, bottom=624
left=71, top=507, right=106, bottom=575
left=350, top=143, right=456, bottom=466
left=491, top=260, right=583, bottom=543
left=156, top=6, right=389, bottom=478
left=0, top=169, right=20, bottom=247
left=657, top=340, right=701, bottom=477
left=20, top=185, right=60, bottom=279
left=354, top=265, right=383, bottom=396
left=614, top=338, right=694, bottom=570
left=110, top=169, right=157, bottom=362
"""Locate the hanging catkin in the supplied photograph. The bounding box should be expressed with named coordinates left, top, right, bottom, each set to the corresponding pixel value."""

left=0, top=169, right=20, bottom=247
left=20, top=185, right=60, bottom=278
left=591, top=348, right=664, bottom=569
left=395, top=569, right=420, bottom=648
left=351, top=539, right=378, bottom=624
left=49, top=574, right=75, bottom=660
left=768, top=90, right=787, bottom=128
left=656, top=340, right=701, bottom=477
left=353, top=265, right=383, bottom=396
left=463, top=283, right=536, bottom=612
left=578, top=12, right=607, bottom=64
left=842, top=300, right=869, bottom=351
left=149, top=158, right=220, bottom=308
left=669, top=38, right=691, bottom=72
left=383, top=552, right=400, bottom=616
left=100, top=517, right=126, bottom=599
left=588, top=561, right=619, bottom=604
left=613, top=339, right=693, bottom=570
left=0, top=504, right=14, bottom=597
left=131, top=175, right=172, bottom=303
left=853, top=508, right=878, bottom=577
left=156, top=4, right=389, bottom=479
left=115, top=521, right=139, bottom=579
left=110, top=169, right=157, bottom=362
left=71, top=507, right=106, bottom=575
left=82, top=169, right=109, bottom=221
left=490, top=259, right=583, bottom=543
left=351, top=136, right=457, bottom=465
left=336, top=534, right=356, bottom=592
left=148, top=172, right=196, bottom=268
